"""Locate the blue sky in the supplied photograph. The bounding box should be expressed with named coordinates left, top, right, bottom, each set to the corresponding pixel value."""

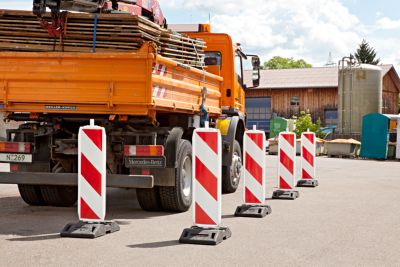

left=2, top=0, right=400, bottom=67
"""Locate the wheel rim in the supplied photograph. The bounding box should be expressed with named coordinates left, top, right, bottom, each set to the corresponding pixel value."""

left=231, top=152, right=242, bottom=186
left=181, top=155, right=192, bottom=198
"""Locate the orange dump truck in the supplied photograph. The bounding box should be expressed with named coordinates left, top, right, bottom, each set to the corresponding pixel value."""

left=0, top=23, right=260, bottom=212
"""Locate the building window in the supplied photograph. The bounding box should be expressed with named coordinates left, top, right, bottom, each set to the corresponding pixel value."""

left=291, top=96, right=300, bottom=106
left=324, top=109, right=338, bottom=126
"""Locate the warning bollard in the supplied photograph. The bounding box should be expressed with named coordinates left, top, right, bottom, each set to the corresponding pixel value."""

left=179, top=122, right=231, bottom=246
left=61, top=120, right=119, bottom=239
left=235, top=126, right=271, bottom=218
left=297, top=132, right=319, bottom=187
left=272, top=131, right=300, bottom=200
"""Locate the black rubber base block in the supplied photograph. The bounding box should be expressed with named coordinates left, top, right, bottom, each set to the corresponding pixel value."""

left=60, top=221, right=120, bottom=239
left=297, top=179, right=319, bottom=188
left=272, top=190, right=300, bottom=200
left=234, top=204, right=272, bottom=218
left=179, top=226, right=232, bottom=246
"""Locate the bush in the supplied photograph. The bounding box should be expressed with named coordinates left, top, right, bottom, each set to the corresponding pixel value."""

left=292, top=111, right=322, bottom=138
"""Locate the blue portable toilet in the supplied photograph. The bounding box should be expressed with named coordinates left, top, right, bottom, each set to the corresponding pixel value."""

left=360, top=113, right=391, bottom=159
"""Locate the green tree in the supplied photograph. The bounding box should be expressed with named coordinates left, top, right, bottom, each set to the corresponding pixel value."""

left=292, top=111, right=322, bottom=138
left=263, top=56, right=312, bottom=70
left=354, top=39, right=380, bottom=65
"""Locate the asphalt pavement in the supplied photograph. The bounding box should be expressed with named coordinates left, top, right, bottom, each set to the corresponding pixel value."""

left=0, top=156, right=399, bottom=266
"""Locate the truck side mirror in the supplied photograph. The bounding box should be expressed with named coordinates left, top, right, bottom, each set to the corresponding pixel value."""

left=251, top=56, right=261, bottom=88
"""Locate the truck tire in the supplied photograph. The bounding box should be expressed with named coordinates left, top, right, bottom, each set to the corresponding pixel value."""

left=13, top=132, right=46, bottom=206
left=18, top=185, right=46, bottom=206
left=40, top=165, right=77, bottom=207
left=40, top=186, right=78, bottom=207
left=136, top=187, right=162, bottom=211
left=159, top=140, right=192, bottom=212
left=222, top=140, right=242, bottom=193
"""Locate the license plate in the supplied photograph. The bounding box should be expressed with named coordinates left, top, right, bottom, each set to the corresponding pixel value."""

left=0, top=153, right=32, bottom=163
left=125, top=156, right=166, bottom=168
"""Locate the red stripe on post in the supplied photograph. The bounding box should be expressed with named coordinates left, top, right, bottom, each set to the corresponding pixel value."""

left=195, top=202, right=216, bottom=225
left=245, top=187, right=262, bottom=204
left=302, top=146, right=314, bottom=166
left=81, top=153, right=102, bottom=196
left=280, top=176, right=293, bottom=190
left=80, top=197, right=100, bottom=220
left=245, top=153, right=263, bottom=185
left=302, top=169, right=312, bottom=179
left=280, top=149, right=294, bottom=174
left=196, top=132, right=219, bottom=154
left=282, top=134, right=295, bottom=147
left=247, top=133, right=264, bottom=150
left=304, top=133, right=315, bottom=144
left=195, top=157, right=218, bottom=201
left=83, top=129, right=103, bottom=151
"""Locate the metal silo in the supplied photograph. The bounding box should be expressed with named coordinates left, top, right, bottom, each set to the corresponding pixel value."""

left=338, top=58, right=382, bottom=136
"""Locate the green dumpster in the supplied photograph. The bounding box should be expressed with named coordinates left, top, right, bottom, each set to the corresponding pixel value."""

left=269, top=117, right=288, bottom=139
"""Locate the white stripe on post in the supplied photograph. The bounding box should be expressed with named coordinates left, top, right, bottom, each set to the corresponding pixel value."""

left=78, top=124, right=107, bottom=222
left=278, top=132, right=296, bottom=190
left=243, top=129, right=266, bottom=204
left=192, top=127, right=222, bottom=228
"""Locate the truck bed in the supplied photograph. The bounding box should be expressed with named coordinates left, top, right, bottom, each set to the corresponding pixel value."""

left=0, top=43, right=222, bottom=118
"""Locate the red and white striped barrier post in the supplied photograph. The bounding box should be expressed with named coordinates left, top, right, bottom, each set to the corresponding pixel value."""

left=61, top=120, right=119, bottom=239
left=297, top=132, right=319, bottom=187
left=272, top=131, right=300, bottom=200
left=235, top=125, right=271, bottom=218
left=180, top=122, right=231, bottom=245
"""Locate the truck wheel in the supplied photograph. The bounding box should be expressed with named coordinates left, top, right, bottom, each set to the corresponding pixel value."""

left=222, top=140, right=242, bottom=193
left=18, top=185, right=46, bottom=206
left=13, top=133, right=46, bottom=206
left=40, top=186, right=77, bottom=207
left=136, top=187, right=162, bottom=212
left=40, top=166, right=77, bottom=207
left=159, top=140, right=192, bottom=212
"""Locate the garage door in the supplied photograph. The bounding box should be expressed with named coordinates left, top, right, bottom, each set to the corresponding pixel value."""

left=245, top=97, right=272, bottom=133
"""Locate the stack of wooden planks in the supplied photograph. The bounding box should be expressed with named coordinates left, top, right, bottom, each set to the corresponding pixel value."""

left=160, top=31, right=206, bottom=68
left=0, top=9, right=205, bottom=68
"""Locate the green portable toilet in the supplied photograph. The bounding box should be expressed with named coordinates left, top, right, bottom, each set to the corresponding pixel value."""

left=270, top=117, right=288, bottom=138
left=360, top=113, right=390, bottom=159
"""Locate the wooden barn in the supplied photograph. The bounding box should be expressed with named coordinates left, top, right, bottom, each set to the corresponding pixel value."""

left=244, top=65, right=400, bottom=134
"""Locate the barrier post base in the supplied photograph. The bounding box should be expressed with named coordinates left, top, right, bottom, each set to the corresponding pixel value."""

left=179, top=226, right=232, bottom=246
left=272, top=190, right=299, bottom=200
left=60, top=221, right=120, bottom=239
left=297, top=179, right=319, bottom=187
left=234, top=204, right=272, bottom=218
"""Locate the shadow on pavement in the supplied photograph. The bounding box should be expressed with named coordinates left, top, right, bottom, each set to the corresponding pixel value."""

left=127, top=240, right=182, bottom=249
left=7, top=234, right=61, bottom=242
left=222, top=214, right=236, bottom=219
left=0, top=189, right=172, bottom=240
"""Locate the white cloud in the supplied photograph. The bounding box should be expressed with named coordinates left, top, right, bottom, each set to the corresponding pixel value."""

left=376, top=17, right=400, bottom=30
left=166, top=0, right=368, bottom=66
